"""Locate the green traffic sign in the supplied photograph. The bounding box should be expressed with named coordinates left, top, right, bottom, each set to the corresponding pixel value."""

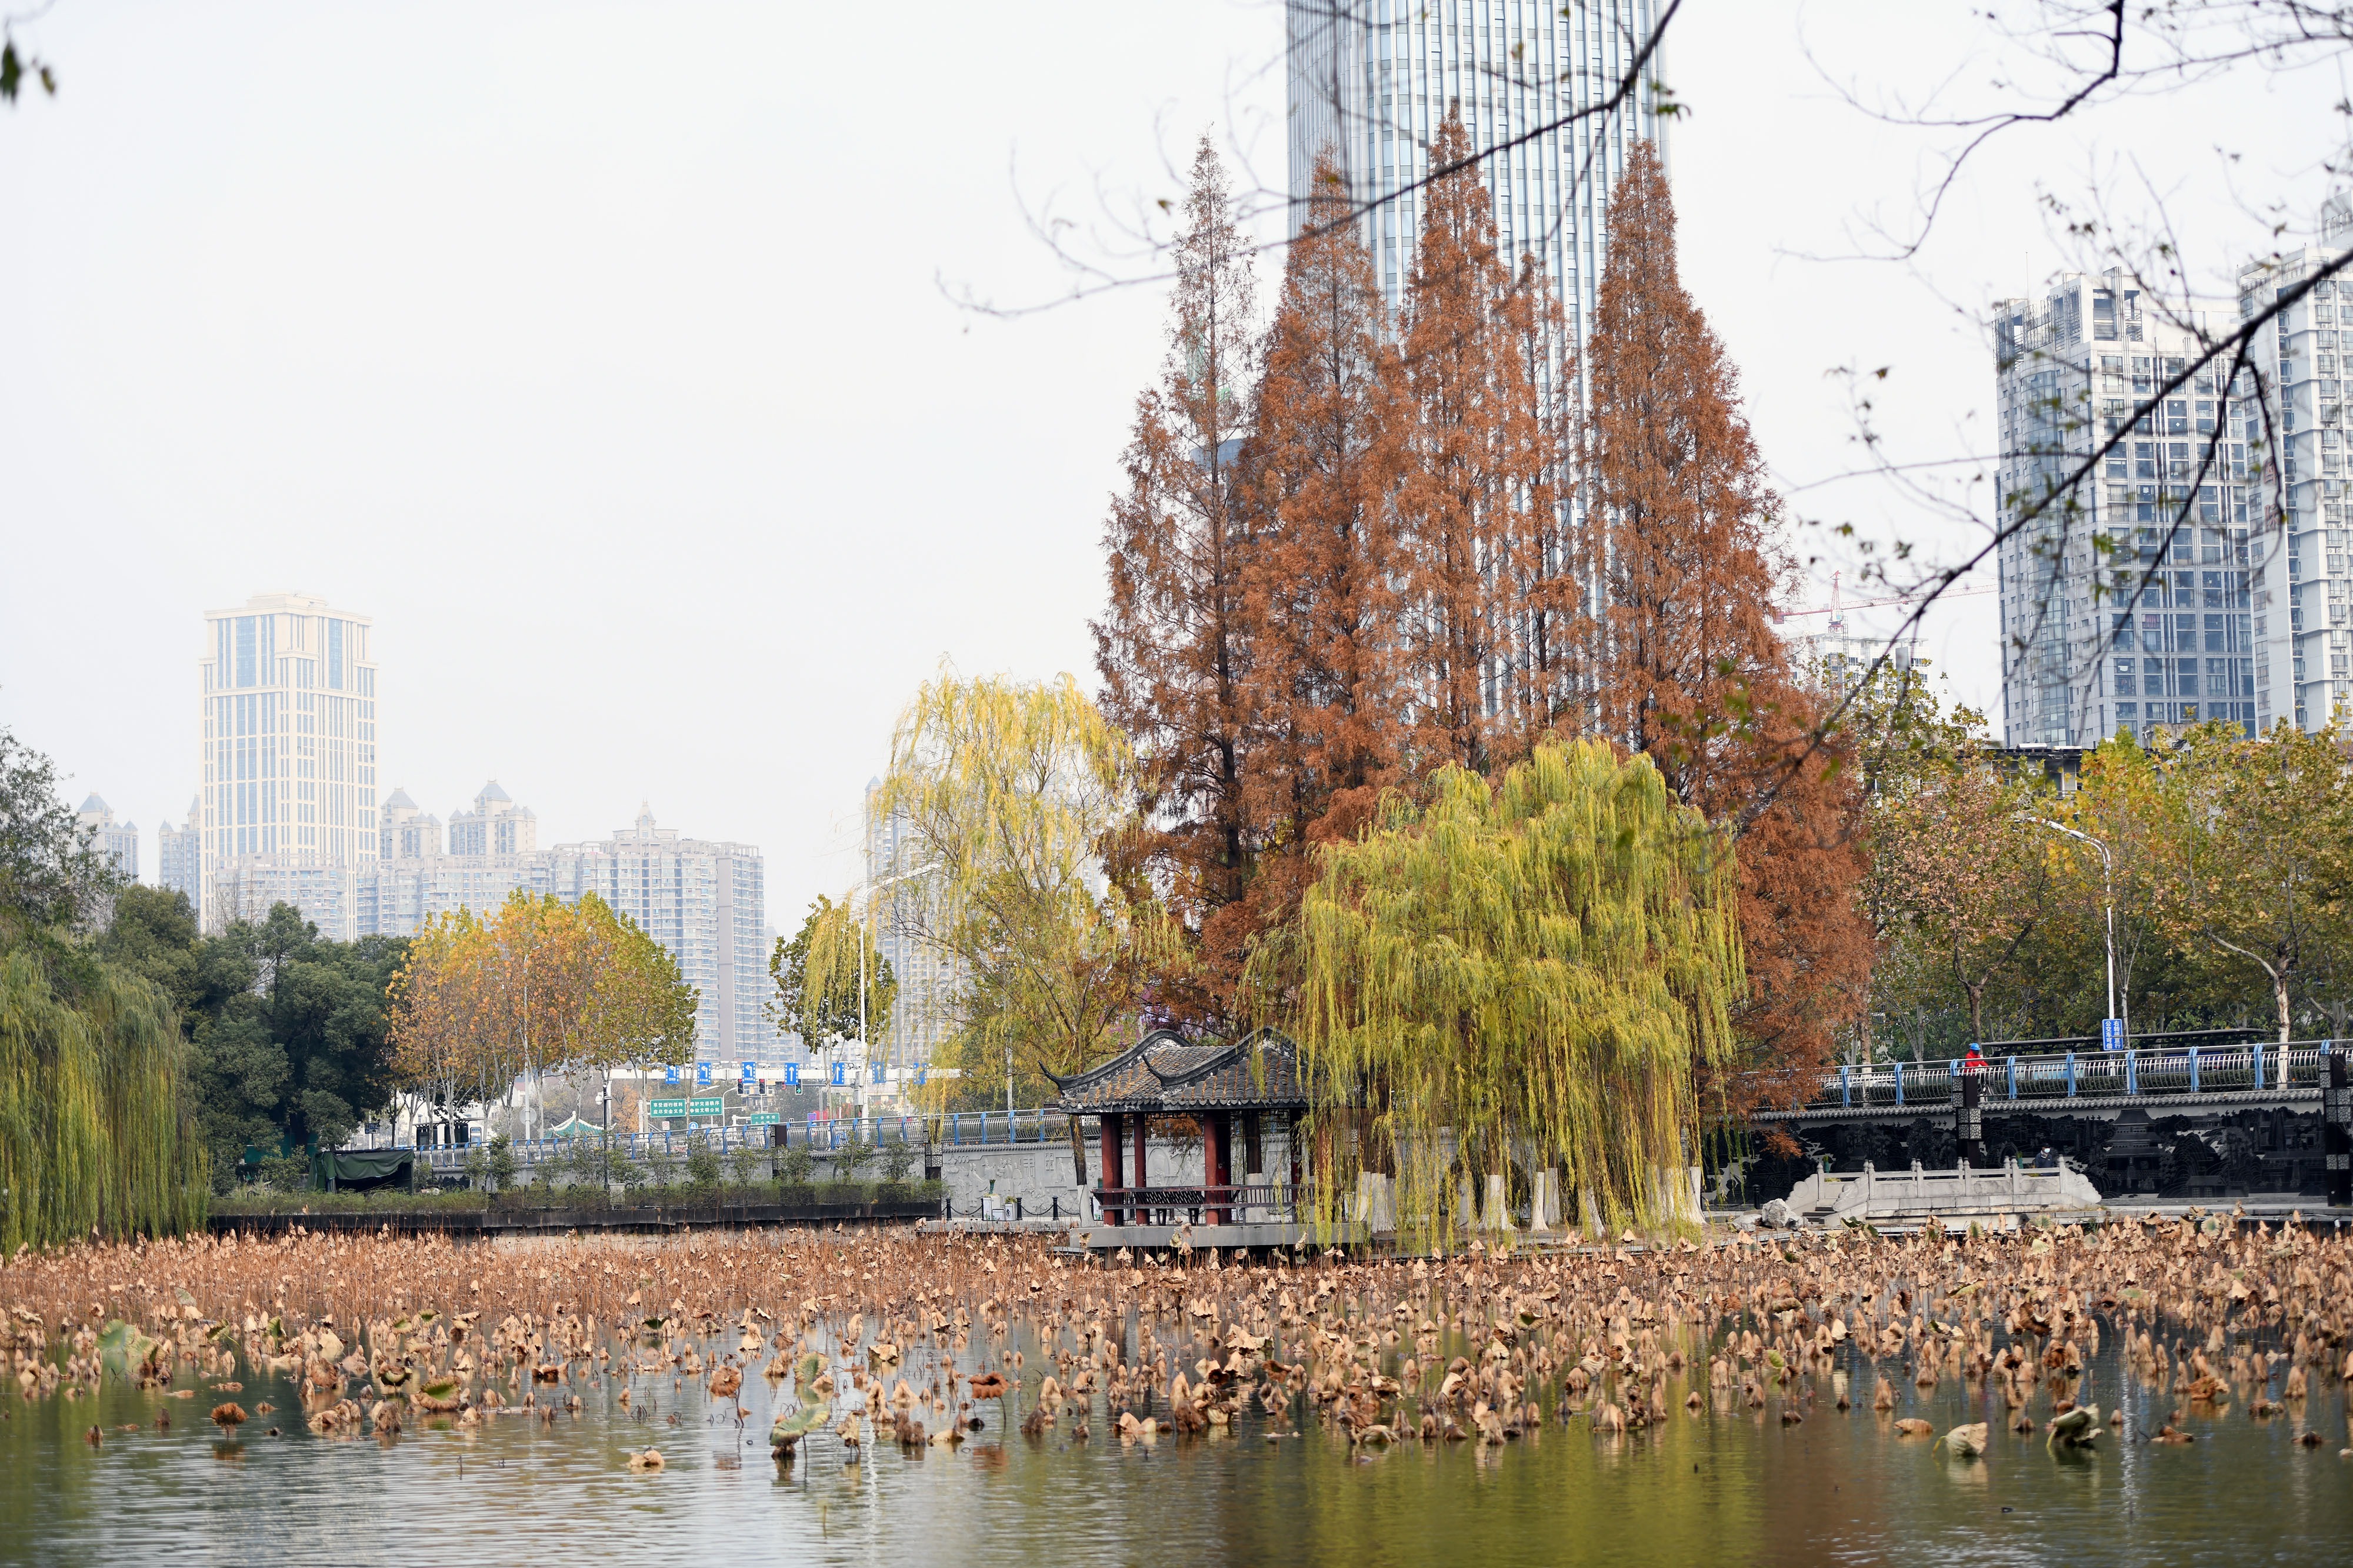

left=746, top=1112, right=779, bottom=1127
left=648, top=1098, right=686, bottom=1117
left=690, top=1096, right=724, bottom=1115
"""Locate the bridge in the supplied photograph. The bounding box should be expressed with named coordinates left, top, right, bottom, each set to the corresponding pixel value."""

left=1748, top=1035, right=2352, bottom=1205
left=1752, top=1037, right=2335, bottom=1125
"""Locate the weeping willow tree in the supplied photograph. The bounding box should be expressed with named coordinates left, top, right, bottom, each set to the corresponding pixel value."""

left=0, top=726, right=208, bottom=1250
left=0, top=946, right=209, bottom=1252
left=1259, top=741, right=1742, bottom=1243
left=866, top=669, right=1179, bottom=1177
left=776, top=895, right=895, bottom=1059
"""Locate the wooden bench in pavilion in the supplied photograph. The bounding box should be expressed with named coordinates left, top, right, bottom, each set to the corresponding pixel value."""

left=1049, top=1028, right=1361, bottom=1250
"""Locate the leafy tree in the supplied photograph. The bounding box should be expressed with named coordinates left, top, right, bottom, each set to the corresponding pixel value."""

left=1258, top=742, right=1743, bottom=1242
left=0, top=725, right=119, bottom=939
left=831, top=1136, right=874, bottom=1186
left=175, top=902, right=408, bottom=1174
left=0, top=730, right=207, bottom=1245
left=778, top=1145, right=815, bottom=1189
left=770, top=895, right=894, bottom=1050
left=1871, top=758, right=2053, bottom=1043
left=871, top=672, right=1178, bottom=1171
left=2166, top=720, right=2353, bottom=1041
left=386, top=890, right=695, bottom=1149
left=94, top=885, right=202, bottom=1012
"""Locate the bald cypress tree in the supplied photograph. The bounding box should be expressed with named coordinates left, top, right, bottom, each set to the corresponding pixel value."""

left=1579, top=140, right=1870, bottom=1085
left=1393, top=108, right=1560, bottom=777
left=1093, top=137, right=1260, bottom=1029
left=1233, top=152, right=1408, bottom=948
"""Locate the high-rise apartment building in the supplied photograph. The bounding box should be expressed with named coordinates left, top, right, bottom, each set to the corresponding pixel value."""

left=1994, top=273, right=2256, bottom=746
left=156, top=797, right=200, bottom=905
left=1995, top=200, right=2353, bottom=748
left=447, top=780, right=535, bottom=858
left=359, top=782, right=539, bottom=938
left=1287, top=0, right=1667, bottom=356
left=865, top=776, right=961, bottom=1078
left=2239, top=202, right=2353, bottom=731
left=75, top=795, right=138, bottom=882
left=198, top=592, right=378, bottom=935
left=378, top=788, right=442, bottom=863
left=534, top=807, right=766, bottom=1067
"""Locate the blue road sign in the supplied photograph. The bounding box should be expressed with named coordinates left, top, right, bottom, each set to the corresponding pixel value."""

left=664, top=1064, right=679, bottom=1085
left=831, top=1061, right=846, bottom=1087
left=695, top=1061, right=712, bottom=1086
left=784, top=1062, right=799, bottom=1087
left=2101, top=1017, right=2125, bottom=1050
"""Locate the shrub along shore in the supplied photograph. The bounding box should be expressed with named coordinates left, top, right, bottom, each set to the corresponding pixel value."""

left=208, top=1177, right=947, bottom=1219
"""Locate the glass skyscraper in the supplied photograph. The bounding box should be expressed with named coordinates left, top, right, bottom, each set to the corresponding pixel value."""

left=198, top=592, right=378, bottom=933
left=1287, top=0, right=1669, bottom=373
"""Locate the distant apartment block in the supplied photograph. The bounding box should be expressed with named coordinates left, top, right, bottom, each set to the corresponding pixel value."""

left=156, top=797, right=200, bottom=905
left=533, top=806, right=766, bottom=1067
left=1994, top=273, right=2253, bottom=747
left=75, top=795, right=138, bottom=882
left=2239, top=199, right=2353, bottom=732
left=1996, top=201, right=2353, bottom=746
left=865, top=776, right=960, bottom=1077
left=359, top=782, right=540, bottom=938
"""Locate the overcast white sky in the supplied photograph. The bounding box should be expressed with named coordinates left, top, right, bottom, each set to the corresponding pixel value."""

left=2, top=2, right=2342, bottom=932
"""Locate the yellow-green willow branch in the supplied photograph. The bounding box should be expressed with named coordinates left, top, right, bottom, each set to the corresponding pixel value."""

left=1255, top=740, right=1742, bottom=1247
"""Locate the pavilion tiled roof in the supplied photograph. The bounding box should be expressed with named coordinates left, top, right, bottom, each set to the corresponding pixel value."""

left=1048, top=1029, right=1312, bottom=1114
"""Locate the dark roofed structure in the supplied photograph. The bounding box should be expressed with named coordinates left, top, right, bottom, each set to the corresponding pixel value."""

left=1045, top=1028, right=1311, bottom=1115
left=1051, top=1030, right=1314, bottom=1228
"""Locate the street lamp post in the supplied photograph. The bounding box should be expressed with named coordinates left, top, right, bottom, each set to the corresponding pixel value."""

left=2027, top=818, right=2120, bottom=1035
left=848, top=862, right=941, bottom=1119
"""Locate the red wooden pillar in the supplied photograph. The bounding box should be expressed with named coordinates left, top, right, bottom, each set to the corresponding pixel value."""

left=1098, top=1113, right=1125, bottom=1226
left=1131, top=1112, right=1150, bottom=1221
left=1205, top=1112, right=1231, bottom=1225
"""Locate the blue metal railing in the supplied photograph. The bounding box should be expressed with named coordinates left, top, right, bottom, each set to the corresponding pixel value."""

left=405, top=1107, right=1076, bottom=1173
left=1787, top=1040, right=2337, bottom=1115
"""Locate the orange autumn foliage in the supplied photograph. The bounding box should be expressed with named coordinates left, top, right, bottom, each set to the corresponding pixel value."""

left=1096, top=132, right=1868, bottom=1079
left=1578, top=140, right=1869, bottom=1095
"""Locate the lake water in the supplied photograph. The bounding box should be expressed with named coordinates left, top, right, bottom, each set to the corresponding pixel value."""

left=2, top=1320, right=2345, bottom=1565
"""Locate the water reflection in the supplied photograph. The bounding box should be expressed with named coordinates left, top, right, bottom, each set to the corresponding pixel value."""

left=2, top=1330, right=2346, bottom=1566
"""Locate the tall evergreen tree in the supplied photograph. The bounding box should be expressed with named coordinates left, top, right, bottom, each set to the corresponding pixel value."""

left=1094, top=137, right=1261, bottom=1026
left=1578, top=139, right=1871, bottom=1085
left=1235, top=151, right=1407, bottom=942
